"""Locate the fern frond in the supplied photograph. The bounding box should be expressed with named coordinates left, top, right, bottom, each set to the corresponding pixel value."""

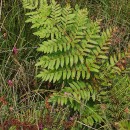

left=22, top=0, right=47, bottom=9
left=49, top=81, right=102, bottom=126
left=49, top=81, right=96, bottom=109
left=23, top=0, right=114, bottom=83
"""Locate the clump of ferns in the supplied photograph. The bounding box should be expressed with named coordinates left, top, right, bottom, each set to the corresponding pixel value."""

left=22, top=0, right=130, bottom=128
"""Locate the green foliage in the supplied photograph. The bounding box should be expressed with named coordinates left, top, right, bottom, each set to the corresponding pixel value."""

left=22, top=0, right=46, bottom=9
left=0, top=0, right=129, bottom=129
left=22, top=0, right=130, bottom=128
left=50, top=81, right=103, bottom=126
left=118, top=120, right=130, bottom=130
left=23, top=0, right=115, bottom=83
left=50, top=81, right=94, bottom=109
left=98, top=75, right=130, bottom=123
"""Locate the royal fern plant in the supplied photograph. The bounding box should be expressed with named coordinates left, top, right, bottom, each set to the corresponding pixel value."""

left=22, top=0, right=130, bottom=127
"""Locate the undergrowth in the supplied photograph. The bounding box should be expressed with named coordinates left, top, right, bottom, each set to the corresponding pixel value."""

left=0, top=0, right=130, bottom=130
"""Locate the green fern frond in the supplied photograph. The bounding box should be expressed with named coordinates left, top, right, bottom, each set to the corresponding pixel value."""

left=22, top=0, right=47, bottom=9
left=49, top=81, right=102, bottom=126
left=49, top=81, right=96, bottom=109
left=34, top=7, right=113, bottom=82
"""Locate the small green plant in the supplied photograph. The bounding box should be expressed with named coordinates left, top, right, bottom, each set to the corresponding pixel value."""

left=22, top=0, right=129, bottom=128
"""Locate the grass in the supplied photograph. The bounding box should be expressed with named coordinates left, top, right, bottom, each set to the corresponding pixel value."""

left=0, top=0, right=130, bottom=129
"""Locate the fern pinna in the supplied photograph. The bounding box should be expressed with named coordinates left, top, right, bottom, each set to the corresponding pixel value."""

left=22, top=0, right=129, bottom=128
